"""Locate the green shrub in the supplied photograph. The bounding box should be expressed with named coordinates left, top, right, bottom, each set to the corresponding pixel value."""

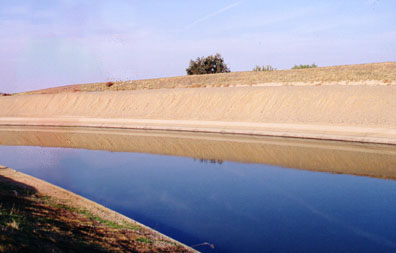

left=253, top=65, right=276, bottom=72
left=186, top=53, right=230, bottom=75
left=291, top=63, right=318, bottom=69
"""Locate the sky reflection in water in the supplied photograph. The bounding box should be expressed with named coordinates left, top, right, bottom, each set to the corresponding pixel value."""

left=1, top=145, right=396, bottom=252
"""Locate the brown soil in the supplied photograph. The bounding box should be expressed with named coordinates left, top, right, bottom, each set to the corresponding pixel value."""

left=0, top=166, right=195, bottom=252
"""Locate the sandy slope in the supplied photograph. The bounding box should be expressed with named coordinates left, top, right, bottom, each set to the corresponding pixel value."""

left=1, top=86, right=396, bottom=144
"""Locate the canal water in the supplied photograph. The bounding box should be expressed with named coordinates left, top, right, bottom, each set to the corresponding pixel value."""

left=1, top=132, right=396, bottom=252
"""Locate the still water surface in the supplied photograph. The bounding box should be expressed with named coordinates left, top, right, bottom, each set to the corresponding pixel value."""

left=1, top=145, right=396, bottom=252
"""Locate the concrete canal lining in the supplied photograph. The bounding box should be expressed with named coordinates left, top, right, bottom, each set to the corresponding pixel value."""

left=0, top=86, right=396, bottom=144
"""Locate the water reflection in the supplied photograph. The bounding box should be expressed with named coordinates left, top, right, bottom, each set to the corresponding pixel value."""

left=194, top=158, right=224, bottom=165
left=1, top=126, right=396, bottom=252
left=1, top=126, right=395, bottom=180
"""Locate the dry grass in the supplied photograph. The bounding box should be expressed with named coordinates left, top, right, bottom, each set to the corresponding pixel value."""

left=13, top=62, right=396, bottom=95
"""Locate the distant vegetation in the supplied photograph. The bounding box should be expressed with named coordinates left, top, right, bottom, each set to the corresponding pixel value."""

left=186, top=53, right=230, bottom=75
left=292, top=63, right=318, bottom=69
left=253, top=65, right=277, bottom=72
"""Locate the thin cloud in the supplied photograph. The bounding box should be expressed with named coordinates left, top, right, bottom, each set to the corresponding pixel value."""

left=183, top=1, right=243, bottom=31
left=366, top=0, right=379, bottom=6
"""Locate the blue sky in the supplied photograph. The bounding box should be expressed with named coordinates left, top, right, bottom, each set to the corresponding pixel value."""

left=0, top=0, right=395, bottom=93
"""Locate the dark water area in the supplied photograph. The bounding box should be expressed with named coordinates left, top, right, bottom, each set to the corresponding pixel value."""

left=1, top=145, right=396, bottom=252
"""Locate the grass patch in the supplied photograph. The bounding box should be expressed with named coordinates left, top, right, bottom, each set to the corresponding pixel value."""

left=47, top=202, right=141, bottom=231
left=77, top=209, right=141, bottom=231
left=137, top=237, right=153, bottom=244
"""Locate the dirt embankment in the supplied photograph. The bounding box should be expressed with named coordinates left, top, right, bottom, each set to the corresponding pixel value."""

left=1, top=85, right=396, bottom=144
left=1, top=62, right=396, bottom=144
left=0, top=165, right=195, bottom=252
left=13, top=62, right=396, bottom=95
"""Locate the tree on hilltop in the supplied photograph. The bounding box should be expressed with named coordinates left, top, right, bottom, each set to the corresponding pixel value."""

left=186, top=53, right=230, bottom=75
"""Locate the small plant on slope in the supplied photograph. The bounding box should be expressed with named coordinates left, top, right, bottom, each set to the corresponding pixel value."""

left=253, top=65, right=277, bottom=71
left=292, top=63, right=318, bottom=69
